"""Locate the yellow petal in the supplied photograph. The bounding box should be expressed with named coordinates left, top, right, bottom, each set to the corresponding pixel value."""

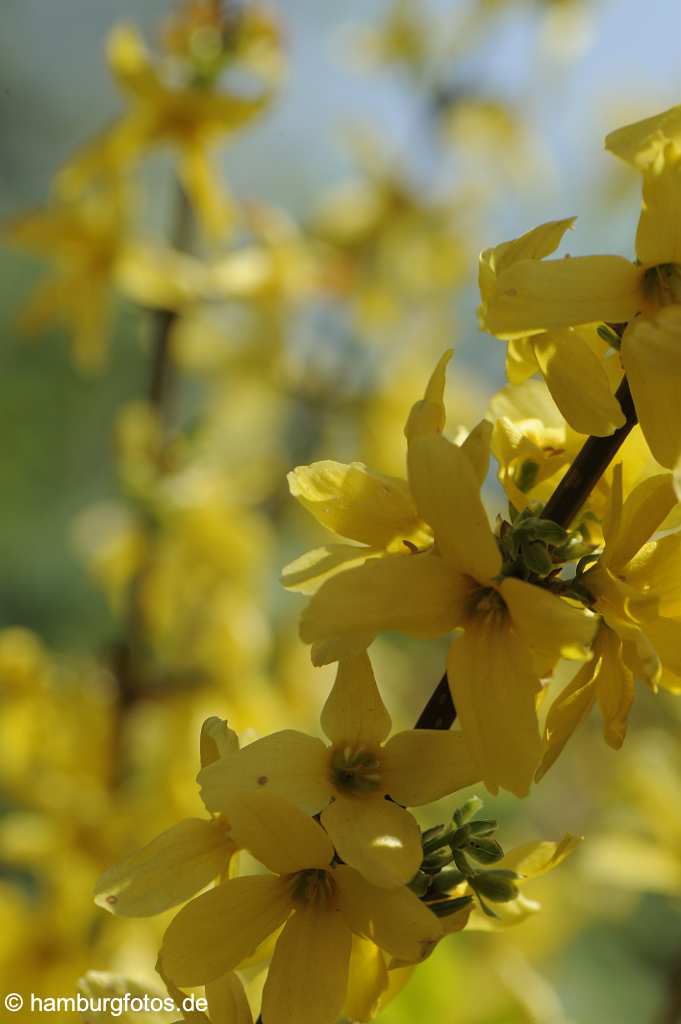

left=281, top=544, right=374, bottom=595
left=300, top=552, right=468, bottom=667
left=535, top=659, right=598, bottom=781
left=200, top=717, right=240, bottom=768
left=199, top=730, right=330, bottom=818
left=501, top=577, right=596, bottom=665
left=160, top=876, right=291, bottom=987
left=205, top=973, right=253, bottom=1024
left=447, top=620, right=542, bottom=798
left=220, top=790, right=334, bottom=875
left=483, top=256, right=643, bottom=340
left=627, top=534, right=681, bottom=618
left=106, top=23, right=158, bottom=96
left=287, top=461, right=422, bottom=547
left=261, top=906, right=352, bottom=1024
left=344, top=937, right=389, bottom=1023
left=479, top=218, right=576, bottom=303
left=594, top=627, right=634, bottom=749
left=404, top=350, right=452, bottom=441
left=506, top=335, right=539, bottom=384
left=94, top=818, right=234, bottom=917
left=460, top=419, right=493, bottom=485
left=334, top=865, right=442, bottom=963
left=381, top=729, right=480, bottom=805
left=407, top=435, right=501, bottom=581
left=644, top=618, right=681, bottom=680
left=321, top=797, right=422, bottom=889
left=605, top=104, right=681, bottom=169
left=621, top=307, right=681, bottom=468
left=606, top=472, right=677, bottom=569
left=531, top=329, right=625, bottom=436
left=116, top=242, right=209, bottom=308
left=178, top=146, right=234, bottom=239
left=499, top=834, right=582, bottom=878
left=321, top=653, right=392, bottom=747
left=636, top=147, right=681, bottom=265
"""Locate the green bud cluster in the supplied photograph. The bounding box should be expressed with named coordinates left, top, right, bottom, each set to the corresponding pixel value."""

left=409, top=798, right=521, bottom=919
left=500, top=504, right=569, bottom=577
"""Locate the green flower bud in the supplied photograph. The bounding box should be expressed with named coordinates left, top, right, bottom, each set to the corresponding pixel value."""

left=466, top=819, right=497, bottom=837
left=467, top=837, right=504, bottom=865
left=471, top=870, right=520, bottom=903
left=453, top=795, right=483, bottom=826
left=430, top=895, right=473, bottom=918
left=429, top=864, right=467, bottom=895
left=521, top=538, right=553, bottom=575
left=408, top=870, right=431, bottom=897
left=422, top=846, right=453, bottom=873
left=516, top=459, right=539, bottom=494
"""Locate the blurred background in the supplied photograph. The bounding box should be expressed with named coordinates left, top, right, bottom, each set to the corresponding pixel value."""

left=1, top=1, right=680, bottom=1022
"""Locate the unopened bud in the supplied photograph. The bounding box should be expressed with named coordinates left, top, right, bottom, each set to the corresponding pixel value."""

left=422, top=846, right=453, bottom=873
left=408, top=870, right=430, bottom=897
left=471, top=869, right=520, bottom=903
left=453, top=795, right=483, bottom=826
left=467, top=837, right=504, bottom=865
left=430, top=864, right=467, bottom=895
left=430, top=894, right=473, bottom=918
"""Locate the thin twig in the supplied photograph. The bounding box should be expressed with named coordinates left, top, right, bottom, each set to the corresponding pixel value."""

left=414, top=373, right=638, bottom=731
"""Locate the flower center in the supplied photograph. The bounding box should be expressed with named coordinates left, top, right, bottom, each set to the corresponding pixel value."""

left=290, top=868, right=336, bottom=909
left=465, top=584, right=507, bottom=625
left=329, top=745, right=382, bottom=796
left=642, top=262, right=681, bottom=307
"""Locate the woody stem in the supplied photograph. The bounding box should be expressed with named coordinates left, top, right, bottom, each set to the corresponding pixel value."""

left=414, top=374, right=638, bottom=731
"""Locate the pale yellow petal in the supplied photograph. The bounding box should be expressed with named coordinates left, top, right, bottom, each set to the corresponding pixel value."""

left=594, top=627, right=634, bottom=749
left=448, top=619, right=542, bottom=797
left=621, top=307, right=681, bottom=468
left=94, top=818, right=234, bottom=917
left=531, top=329, right=625, bottom=436
left=483, top=256, right=643, bottom=340
left=460, top=419, right=493, bottom=485
left=499, top=834, right=582, bottom=878
left=287, top=461, right=421, bottom=547
left=178, top=145, right=234, bottom=239
left=321, top=797, right=421, bottom=889
left=334, top=865, right=442, bottom=963
left=479, top=218, right=576, bottom=303
left=300, top=552, right=468, bottom=667
left=198, top=730, right=330, bottom=817
left=206, top=973, right=253, bottom=1024
left=535, top=659, right=598, bottom=782
left=200, top=717, right=239, bottom=768
left=281, top=544, right=374, bottom=595
left=220, top=790, right=334, bottom=875
left=160, top=876, right=291, bottom=987
left=407, top=434, right=501, bottom=581
left=404, top=350, right=452, bottom=440
left=627, top=534, right=681, bottom=618
left=344, top=937, right=389, bottom=1023
left=606, top=472, right=677, bottom=569
left=381, top=729, right=480, bottom=805
left=636, top=148, right=681, bottom=265
left=644, top=618, right=681, bottom=680
left=321, top=653, right=392, bottom=747
left=261, top=907, right=351, bottom=1024
left=605, top=104, right=681, bottom=169
left=501, top=577, right=596, bottom=665
left=506, top=335, right=539, bottom=384
left=107, top=23, right=158, bottom=96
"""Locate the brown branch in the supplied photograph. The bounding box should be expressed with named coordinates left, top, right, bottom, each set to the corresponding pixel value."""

left=414, top=373, right=638, bottom=731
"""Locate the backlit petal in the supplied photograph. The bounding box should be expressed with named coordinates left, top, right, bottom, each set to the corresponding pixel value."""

left=261, top=906, right=351, bottom=1024
left=479, top=218, right=576, bottom=303
left=536, top=659, right=598, bottom=781
left=605, top=104, right=681, bottom=169
left=334, top=865, right=442, bottom=963
left=447, top=620, right=542, bottom=798
left=381, top=729, right=480, bottom=805
left=606, top=472, right=677, bottom=569
left=408, top=434, right=501, bottom=581
left=287, top=461, right=422, bottom=548
left=531, top=329, right=625, bottom=436
left=223, top=790, right=334, bottom=875
left=483, top=256, right=643, bottom=339
left=94, top=818, right=234, bottom=917
left=321, top=797, right=422, bottom=889
left=198, top=730, right=330, bottom=817
left=300, top=552, right=468, bottom=666
left=636, top=147, right=681, bottom=265
left=621, top=307, right=681, bottom=468
left=501, top=577, right=596, bottom=665
left=404, top=350, right=452, bottom=440
left=206, top=972, right=253, bottom=1024
left=160, top=875, right=291, bottom=987
left=321, top=653, right=392, bottom=747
